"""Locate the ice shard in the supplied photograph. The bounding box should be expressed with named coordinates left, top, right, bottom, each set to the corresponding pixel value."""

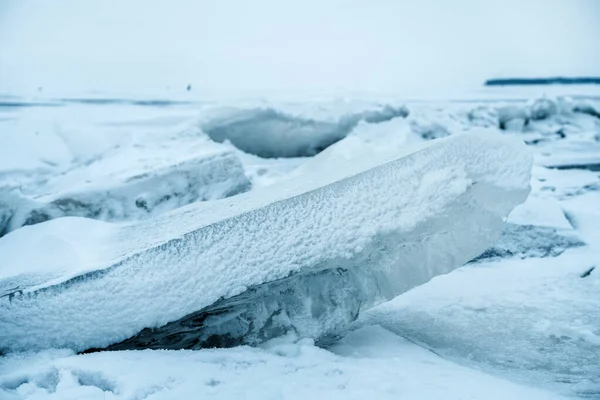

left=0, top=131, right=531, bottom=353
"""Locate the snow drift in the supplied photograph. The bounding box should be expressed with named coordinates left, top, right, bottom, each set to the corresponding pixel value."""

left=0, top=131, right=531, bottom=353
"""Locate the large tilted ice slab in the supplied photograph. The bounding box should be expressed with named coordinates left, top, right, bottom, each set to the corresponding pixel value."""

left=0, top=131, right=531, bottom=353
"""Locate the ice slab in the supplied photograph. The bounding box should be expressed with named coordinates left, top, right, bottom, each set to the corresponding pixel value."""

left=0, top=138, right=251, bottom=235
left=0, top=131, right=531, bottom=353
left=200, top=105, right=408, bottom=158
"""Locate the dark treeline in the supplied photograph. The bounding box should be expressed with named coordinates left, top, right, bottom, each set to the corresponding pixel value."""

left=485, top=77, right=600, bottom=86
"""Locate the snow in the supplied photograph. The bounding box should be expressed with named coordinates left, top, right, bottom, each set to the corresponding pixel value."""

left=0, top=99, right=201, bottom=179
left=1, top=1, right=600, bottom=396
left=0, top=218, right=118, bottom=294
left=355, top=247, right=600, bottom=397
left=0, top=131, right=531, bottom=353
left=1, top=88, right=599, bottom=399
left=0, top=103, right=251, bottom=235
left=2, top=138, right=250, bottom=235
left=0, top=331, right=561, bottom=400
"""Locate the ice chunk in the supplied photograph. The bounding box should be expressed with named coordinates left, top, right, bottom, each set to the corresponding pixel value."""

left=497, top=105, right=529, bottom=131
left=200, top=105, right=408, bottom=158
left=507, top=195, right=573, bottom=230
left=407, top=108, right=458, bottom=140
left=540, top=156, right=600, bottom=172
left=470, top=195, right=585, bottom=260
left=470, top=223, right=584, bottom=262
left=573, top=100, right=600, bottom=119
left=0, top=131, right=531, bottom=353
left=529, top=97, right=558, bottom=121
left=489, top=96, right=600, bottom=138
left=0, top=190, right=21, bottom=236
left=467, top=106, right=500, bottom=128
left=1, top=139, right=251, bottom=235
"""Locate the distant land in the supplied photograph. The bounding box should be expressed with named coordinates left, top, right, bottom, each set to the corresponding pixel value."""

left=485, top=77, right=600, bottom=86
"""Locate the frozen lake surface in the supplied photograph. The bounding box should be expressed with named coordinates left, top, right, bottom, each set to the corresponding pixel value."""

left=1, top=86, right=599, bottom=399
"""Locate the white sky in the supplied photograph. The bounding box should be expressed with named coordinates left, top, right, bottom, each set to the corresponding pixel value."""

left=0, top=0, right=599, bottom=97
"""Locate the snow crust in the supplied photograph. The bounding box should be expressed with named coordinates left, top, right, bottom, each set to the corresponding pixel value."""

left=0, top=131, right=531, bottom=352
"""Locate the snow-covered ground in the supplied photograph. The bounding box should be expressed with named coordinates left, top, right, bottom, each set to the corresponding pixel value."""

left=1, top=87, right=600, bottom=399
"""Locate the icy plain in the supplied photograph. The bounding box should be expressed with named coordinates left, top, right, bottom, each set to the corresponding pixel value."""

left=1, top=88, right=599, bottom=399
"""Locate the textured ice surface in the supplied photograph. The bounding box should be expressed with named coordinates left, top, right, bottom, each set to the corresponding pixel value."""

left=0, top=131, right=531, bottom=353
left=0, top=138, right=250, bottom=235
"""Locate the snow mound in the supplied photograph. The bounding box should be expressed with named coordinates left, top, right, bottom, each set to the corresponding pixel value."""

left=467, top=106, right=500, bottom=128
left=0, top=138, right=251, bottom=236
left=406, top=108, right=461, bottom=140
left=498, top=105, right=530, bottom=131
left=0, top=218, right=117, bottom=298
left=200, top=105, right=408, bottom=158
left=529, top=97, right=558, bottom=121
left=0, top=131, right=531, bottom=353
left=471, top=96, right=600, bottom=137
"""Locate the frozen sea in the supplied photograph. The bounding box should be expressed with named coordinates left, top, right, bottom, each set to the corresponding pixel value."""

left=1, top=85, right=600, bottom=399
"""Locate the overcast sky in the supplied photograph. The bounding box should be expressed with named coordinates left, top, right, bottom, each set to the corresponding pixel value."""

left=0, top=0, right=598, bottom=97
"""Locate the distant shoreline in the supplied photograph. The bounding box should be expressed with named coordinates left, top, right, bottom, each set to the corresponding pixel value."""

left=485, top=77, right=600, bottom=86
